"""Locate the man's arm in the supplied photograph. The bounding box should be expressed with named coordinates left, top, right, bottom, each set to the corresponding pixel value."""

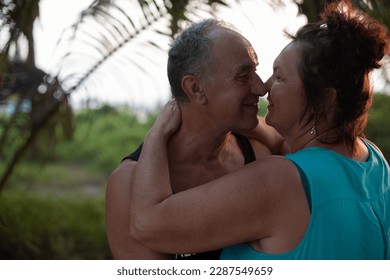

left=105, top=160, right=172, bottom=259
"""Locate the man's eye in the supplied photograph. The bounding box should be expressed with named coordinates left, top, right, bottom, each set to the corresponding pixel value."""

left=238, top=73, right=250, bottom=80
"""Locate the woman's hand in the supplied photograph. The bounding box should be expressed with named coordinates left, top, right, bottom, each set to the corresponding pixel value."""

left=150, top=99, right=182, bottom=139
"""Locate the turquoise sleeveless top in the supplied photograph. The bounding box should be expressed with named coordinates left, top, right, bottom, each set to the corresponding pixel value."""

left=220, top=140, right=390, bottom=260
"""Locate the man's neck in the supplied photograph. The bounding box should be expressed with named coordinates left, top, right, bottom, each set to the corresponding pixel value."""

left=167, top=119, right=234, bottom=165
left=165, top=110, right=247, bottom=192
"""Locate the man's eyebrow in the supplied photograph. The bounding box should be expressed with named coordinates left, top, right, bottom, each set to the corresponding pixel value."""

left=235, top=63, right=256, bottom=73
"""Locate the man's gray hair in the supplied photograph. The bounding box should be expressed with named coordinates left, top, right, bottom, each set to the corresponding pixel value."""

left=167, top=19, right=237, bottom=104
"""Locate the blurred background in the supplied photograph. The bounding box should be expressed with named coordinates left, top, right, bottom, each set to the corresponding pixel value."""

left=0, top=0, right=389, bottom=259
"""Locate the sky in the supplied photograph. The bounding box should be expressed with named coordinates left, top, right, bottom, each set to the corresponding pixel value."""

left=32, top=0, right=387, bottom=110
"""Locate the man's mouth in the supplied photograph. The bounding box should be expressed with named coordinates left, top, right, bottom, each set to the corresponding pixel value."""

left=244, top=100, right=259, bottom=107
left=243, top=103, right=259, bottom=109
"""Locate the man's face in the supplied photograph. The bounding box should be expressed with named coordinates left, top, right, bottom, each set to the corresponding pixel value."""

left=202, top=29, right=266, bottom=132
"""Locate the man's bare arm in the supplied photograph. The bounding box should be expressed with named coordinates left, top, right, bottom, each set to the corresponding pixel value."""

left=105, top=160, right=172, bottom=259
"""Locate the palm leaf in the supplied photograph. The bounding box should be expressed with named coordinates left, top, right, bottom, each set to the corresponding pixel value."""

left=355, top=0, right=390, bottom=28
left=54, top=0, right=168, bottom=96
left=51, top=0, right=230, bottom=104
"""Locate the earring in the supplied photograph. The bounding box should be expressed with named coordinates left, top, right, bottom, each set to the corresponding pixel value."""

left=310, top=118, right=316, bottom=135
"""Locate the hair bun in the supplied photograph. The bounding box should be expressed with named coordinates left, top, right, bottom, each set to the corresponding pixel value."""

left=321, top=0, right=390, bottom=71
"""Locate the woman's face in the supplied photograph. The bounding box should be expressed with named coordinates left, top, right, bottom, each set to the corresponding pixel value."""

left=265, top=42, right=307, bottom=137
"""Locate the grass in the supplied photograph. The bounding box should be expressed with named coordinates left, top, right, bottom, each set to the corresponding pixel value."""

left=0, top=159, right=110, bottom=259
left=0, top=190, right=110, bottom=260
left=7, top=162, right=107, bottom=196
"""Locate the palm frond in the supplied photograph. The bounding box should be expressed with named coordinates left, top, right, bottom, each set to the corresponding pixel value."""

left=51, top=0, right=229, bottom=107
left=53, top=0, right=170, bottom=99
left=355, top=0, right=390, bottom=29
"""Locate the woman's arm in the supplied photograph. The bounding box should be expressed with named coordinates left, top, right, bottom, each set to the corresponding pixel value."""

left=130, top=101, right=307, bottom=254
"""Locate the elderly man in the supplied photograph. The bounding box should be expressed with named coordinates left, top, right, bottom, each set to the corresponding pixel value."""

left=105, top=19, right=285, bottom=259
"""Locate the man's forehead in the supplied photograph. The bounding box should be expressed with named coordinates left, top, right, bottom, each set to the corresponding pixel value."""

left=212, top=30, right=257, bottom=58
left=211, top=28, right=249, bottom=46
left=247, top=45, right=259, bottom=65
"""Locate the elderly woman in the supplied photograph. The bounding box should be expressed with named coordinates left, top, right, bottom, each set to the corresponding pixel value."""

left=129, top=0, right=390, bottom=259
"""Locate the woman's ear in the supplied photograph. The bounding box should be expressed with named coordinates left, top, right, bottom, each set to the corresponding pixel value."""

left=181, top=75, right=207, bottom=104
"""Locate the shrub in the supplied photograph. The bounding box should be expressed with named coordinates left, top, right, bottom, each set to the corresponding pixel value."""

left=54, top=105, right=156, bottom=175
left=365, top=93, right=390, bottom=162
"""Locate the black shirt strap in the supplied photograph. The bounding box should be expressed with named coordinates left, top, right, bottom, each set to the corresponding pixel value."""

left=122, top=143, right=143, bottom=162
left=232, top=133, right=256, bottom=164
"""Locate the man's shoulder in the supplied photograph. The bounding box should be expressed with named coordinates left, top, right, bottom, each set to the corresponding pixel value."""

left=113, top=159, right=137, bottom=176
left=107, top=160, right=137, bottom=193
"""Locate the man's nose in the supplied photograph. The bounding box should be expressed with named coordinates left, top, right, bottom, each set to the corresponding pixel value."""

left=252, top=74, right=267, bottom=97
left=264, top=76, right=272, bottom=92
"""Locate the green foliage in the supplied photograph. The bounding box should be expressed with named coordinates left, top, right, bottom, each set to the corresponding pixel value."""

left=54, top=105, right=156, bottom=175
left=365, top=93, right=390, bottom=161
left=258, top=98, right=268, bottom=117
left=6, top=161, right=106, bottom=195
left=2, top=104, right=156, bottom=192
left=0, top=190, right=110, bottom=259
left=0, top=111, right=30, bottom=159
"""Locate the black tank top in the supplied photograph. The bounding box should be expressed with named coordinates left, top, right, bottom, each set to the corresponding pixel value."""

left=122, top=133, right=256, bottom=259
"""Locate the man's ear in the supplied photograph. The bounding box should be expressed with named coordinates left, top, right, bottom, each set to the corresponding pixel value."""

left=181, top=75, right=207, bottom=104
